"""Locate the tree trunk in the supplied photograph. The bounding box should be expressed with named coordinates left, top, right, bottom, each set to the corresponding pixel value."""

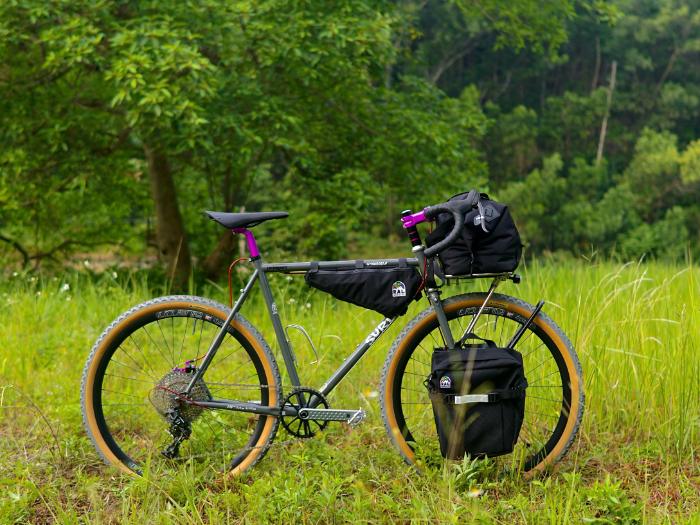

left=201, top=231, right=236, bottom=280
left=144, top=145, right=192, bottom=291
left=596, top=60, right=617, bottom=167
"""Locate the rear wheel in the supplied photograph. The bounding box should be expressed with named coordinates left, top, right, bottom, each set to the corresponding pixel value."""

left=81, top=295, right=281, bottom=477
left=380, top=293, right=583, bottom=473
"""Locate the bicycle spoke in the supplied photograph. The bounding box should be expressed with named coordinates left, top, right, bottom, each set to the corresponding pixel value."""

left=392, top=305, right=579, bottom=473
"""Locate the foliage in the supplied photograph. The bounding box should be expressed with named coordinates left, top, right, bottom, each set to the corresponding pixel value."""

left=1, top=261, right=699, bottom=521
left=1, top=0, right=700, bottom=275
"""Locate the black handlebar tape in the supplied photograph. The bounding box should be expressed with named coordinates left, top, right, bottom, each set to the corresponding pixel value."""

left=423, top=206, right=465, bottom=258
left=422, top=189, right=480, bottom=258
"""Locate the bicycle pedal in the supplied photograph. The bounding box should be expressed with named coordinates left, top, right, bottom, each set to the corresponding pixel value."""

left=347, top=409, right=366, bottom=428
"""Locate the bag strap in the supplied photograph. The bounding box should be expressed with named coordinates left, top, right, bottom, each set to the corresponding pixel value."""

left=443, top=387, right=526, bottom=405
left=457, top=332, right=496, bottom=348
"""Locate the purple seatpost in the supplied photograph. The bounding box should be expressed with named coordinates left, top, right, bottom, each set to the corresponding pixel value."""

left=400, top=210, right=428, bottom=229
left=232, top=228, right=260, bottom=258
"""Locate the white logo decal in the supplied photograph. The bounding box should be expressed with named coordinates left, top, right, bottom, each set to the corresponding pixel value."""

left=362, top=318, right=392, bottom=346
left=392, top=281, right=406, bottom=298
left=439, top=376, right=452, bottom=389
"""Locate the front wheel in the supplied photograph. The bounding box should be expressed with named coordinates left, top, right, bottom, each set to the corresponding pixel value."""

left=81, top=295, right=282, bottom=477
left=380, top=293, right=584, bottom=473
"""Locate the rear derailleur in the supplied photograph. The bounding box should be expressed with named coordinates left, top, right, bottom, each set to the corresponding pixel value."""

left=161, top=409, right=192, bottom=459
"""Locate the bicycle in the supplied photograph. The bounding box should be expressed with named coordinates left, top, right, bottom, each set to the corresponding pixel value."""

left=81, top=194, right=584, bottom=477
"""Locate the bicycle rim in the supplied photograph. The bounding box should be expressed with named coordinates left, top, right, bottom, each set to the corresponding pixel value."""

left=382, top=293, right=583, bottom=473
left=82, top=296, right=280, bottom=477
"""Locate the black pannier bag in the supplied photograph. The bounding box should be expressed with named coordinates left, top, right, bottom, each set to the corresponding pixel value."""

left=305, top=260, right=422, bottom=318
left=425, top=192, right=522, bottom=276
left=425, top=339, right=527, bottom=459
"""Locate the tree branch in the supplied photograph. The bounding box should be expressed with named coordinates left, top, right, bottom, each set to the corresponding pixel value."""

left=429, top=38, right=478, bottom=85
left=29, top=238, right=124, bottom=264
left=0, top=234, right=30, bottom=268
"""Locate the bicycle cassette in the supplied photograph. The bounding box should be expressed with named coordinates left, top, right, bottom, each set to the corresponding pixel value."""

left=150, top=369, right=211, bottom=423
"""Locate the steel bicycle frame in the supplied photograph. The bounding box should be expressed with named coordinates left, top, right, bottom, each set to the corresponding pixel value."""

left=184, top=216, right=509, bottom=417
left=184, top=255, right=424, bottom=416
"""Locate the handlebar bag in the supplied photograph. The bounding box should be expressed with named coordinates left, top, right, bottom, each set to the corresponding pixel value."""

left=305, top=260, right=422, bottom=318
left=425, top=192, right=522, bottom=276
left=425, top=339, right=527, bottom=459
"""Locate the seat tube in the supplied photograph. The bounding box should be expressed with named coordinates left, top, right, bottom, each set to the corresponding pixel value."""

left=252, top=257, right=303, bottom=387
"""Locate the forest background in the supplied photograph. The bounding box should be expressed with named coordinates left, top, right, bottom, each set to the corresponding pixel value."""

left=2, top=0, right=699, bottom=286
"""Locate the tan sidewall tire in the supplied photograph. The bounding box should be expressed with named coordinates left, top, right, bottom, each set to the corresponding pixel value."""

left=380, top=293, right=583, bottom=474
left=81, top=295, right=281, bottom=476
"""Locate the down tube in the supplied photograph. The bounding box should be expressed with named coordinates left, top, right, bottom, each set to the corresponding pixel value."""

left=319, top=317, right=396, bottom=398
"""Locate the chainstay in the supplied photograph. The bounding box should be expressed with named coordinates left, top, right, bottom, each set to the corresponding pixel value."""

left=169, top=383, right=358, bottom=461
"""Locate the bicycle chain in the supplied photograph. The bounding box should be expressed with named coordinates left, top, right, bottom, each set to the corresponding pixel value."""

left=166, top=382, right=362, bottom=459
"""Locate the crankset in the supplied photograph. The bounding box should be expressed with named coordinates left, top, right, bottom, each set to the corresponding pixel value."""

left=280, top=388, right=366, bottom=439
left=281, top=388, right=329, bottom=438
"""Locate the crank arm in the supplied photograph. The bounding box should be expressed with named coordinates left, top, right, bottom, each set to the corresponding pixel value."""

left=297, top=408, right=366, bottom=426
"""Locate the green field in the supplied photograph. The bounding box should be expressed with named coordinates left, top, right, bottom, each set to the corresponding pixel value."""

left=1, top=260, right=699, bottom=523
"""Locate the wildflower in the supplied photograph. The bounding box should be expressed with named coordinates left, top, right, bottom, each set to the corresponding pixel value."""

left=111, top=271, right=118, bottom=279
left=288, top=298, right=296, bottom=304
left=286, top=276, right=293, bottom=282
left=467, top=488, right=484, bottom=498
left=83, top=259, right=91, bottom=268
left=305, top=302, right=312, bottom=309
left=12, top=272, right=18, bottom=277
left=60, top=283, right=70, bottom=293
left=36, top=291, right=41, bottom=296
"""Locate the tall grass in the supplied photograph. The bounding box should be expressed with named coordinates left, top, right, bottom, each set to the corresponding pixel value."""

left=1, top=261, right=698, bottom=523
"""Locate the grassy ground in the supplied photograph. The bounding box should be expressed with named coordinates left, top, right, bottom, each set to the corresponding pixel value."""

left=1, top=260, right=699, bottom=524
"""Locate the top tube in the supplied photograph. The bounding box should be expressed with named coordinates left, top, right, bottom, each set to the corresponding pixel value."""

left=262, top=259, right=420, bottom=273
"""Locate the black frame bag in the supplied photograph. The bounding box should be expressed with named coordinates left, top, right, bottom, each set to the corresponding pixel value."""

left=425, top=339, right=527, bottom=459
left=305, top=260, right=422, bottom=318
left=426, top=192, right=522, bottom=276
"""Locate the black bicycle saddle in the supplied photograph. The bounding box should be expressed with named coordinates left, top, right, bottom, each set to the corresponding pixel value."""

left=205, top=210, right=289, bottom=229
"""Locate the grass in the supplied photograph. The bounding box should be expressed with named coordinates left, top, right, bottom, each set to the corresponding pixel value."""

left=1, top=259, right=699, bottom=523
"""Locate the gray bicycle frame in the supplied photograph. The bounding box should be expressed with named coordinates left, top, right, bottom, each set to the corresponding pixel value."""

left=184, top=256, right=436, bottom=416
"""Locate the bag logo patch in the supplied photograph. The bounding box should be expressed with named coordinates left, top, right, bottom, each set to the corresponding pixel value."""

left=391, top=281, right=406, bottom=298
left=439, top=375, right=452, bottom=389
left=473, top=204, right=500, bottom=227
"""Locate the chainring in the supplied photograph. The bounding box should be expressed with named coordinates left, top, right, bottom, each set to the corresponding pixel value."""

left=150, top=369, right=211, bottom=423
left=281, top=388, right=329, bottom=438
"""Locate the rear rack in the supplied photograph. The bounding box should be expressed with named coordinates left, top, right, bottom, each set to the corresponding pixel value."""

left=443, top=272, right=521, bottom=284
